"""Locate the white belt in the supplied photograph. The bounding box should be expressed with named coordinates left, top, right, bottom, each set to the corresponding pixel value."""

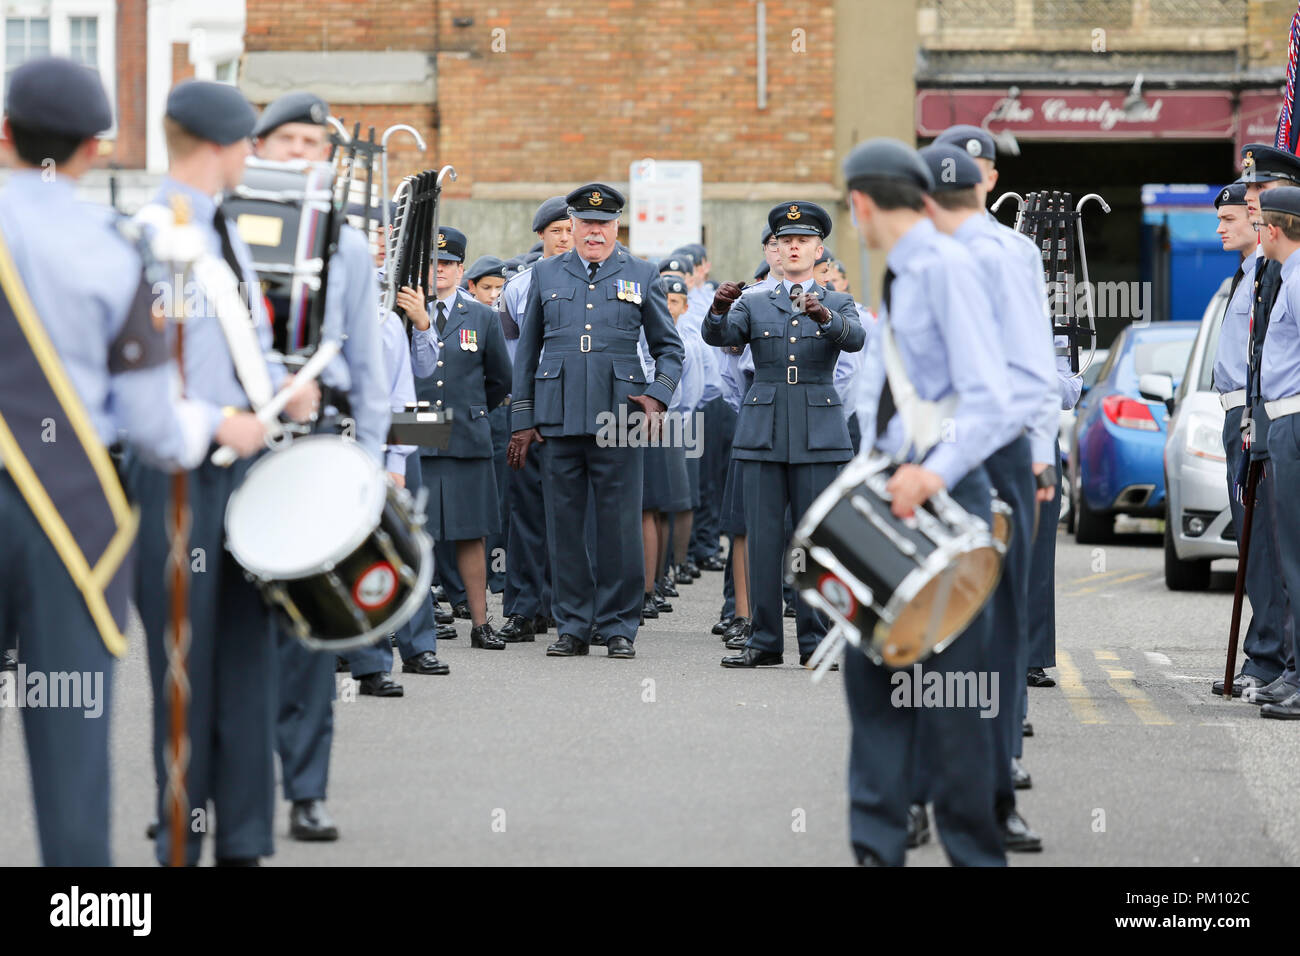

left=1219, top=389, right=1246, bottom=411
left=1265, top=395, right=1300, bottom=419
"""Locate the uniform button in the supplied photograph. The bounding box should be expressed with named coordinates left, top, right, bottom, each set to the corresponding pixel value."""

left=435, top=400, right=443, bottom=406
left=815, top=330, right=821, bottom=336
left=585, top=324, right=592, bottom=330
left=826, top=398, right=832, bottom=404
left=589, top=284, right=596, bottom=290
left=791, top=319, right=799, bottom=326
left=789, top=354, right=796, bottom=361
left=551, top=293, right=557, bottom=298
left=763, top=331, right=770, bottom=336
left=436, top=381, right=443, bottom=387
left=790, top=336, right=797, bottom=342
left=628, top=374, right=634, bottom=380
left=587, top=303, right=593, bottom=310
left=437, top=360, right=444, bottom=367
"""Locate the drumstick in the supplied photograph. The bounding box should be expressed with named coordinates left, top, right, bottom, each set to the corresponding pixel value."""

left=210, top=339, right=341, bottom=467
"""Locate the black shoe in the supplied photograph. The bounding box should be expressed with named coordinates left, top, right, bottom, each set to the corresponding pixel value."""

left=783, top=605, right=796, bottom=619
left=683, top=560, right=701, bottom=578
left=1, top=651, right=16, bottom=672
left=1260, top=689, right=1300, bottom=719
left=712, top=616, right=734, bottom=636
left=432, top=585, right=447, bottom=602
left=146, top=818, right=159, bottom=840
left=799, top=651, right=838, bottom=671
left=905, top=804, right=930, bottom=848
left=452, top=601, right=472, bottom=620
left=533, top=615, right=552, bottom=634
left=724, top=619, right=753, bottom=651
left=1211, top=672, right=1266, bottom=698
left=642, top=593, right=659, bottom=619
left=721, top=616, right=750, bottom=643
left=402, top=651, right=450, bottom=675
left=357, top=672, right=404, bottom=697
left=289, top=799, right=339, bottom=841
left=1027, top=667, right=1056, bottom=688
left=335, top=656, right=349, bottom=673
left=721, top=648, right=783, bottom=668
left=1022, top=721, right=1033, bottom=737
left=1012, top=758, right=1032, bottom=790
left=215, top=856, right=260, bottom=867
left=700, top=555, right=726, bottom=572
left=470, top=621, right=506, bottom=650
left=1251, top=677, right=1296, bottom=705
left=654, top=590, right=673, bottom=613
left=659, top=577, right=679, bottom=598
left=1001, top=808, right=1043, bottom=852
left=547, top=634, right=589, bottom=657
left=434, top=607, right=455, bottom=625
left=606, top=636, right=635, bottom=658
left=436, top=623, right=458, bottom=640
left=498, top=614, right=536, bottom=643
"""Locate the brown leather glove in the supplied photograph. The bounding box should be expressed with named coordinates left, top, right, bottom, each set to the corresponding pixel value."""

left=710, top=281, right=747, bottom=316
left=801, top=291, right=832, bottom=325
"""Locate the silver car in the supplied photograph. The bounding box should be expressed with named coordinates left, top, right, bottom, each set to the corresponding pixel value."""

left=1139, top=277, right=1235, bottom=590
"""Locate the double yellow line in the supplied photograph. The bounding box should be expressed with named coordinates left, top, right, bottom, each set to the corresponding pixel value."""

left=1055, top=649, right=1174, bottom=725
left=1064, top=568, right=1155, bottom=597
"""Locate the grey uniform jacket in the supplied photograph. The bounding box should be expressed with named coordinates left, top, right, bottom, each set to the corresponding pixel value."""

left=511, top=245, right=684, bottom=437
left=702, top=281, right=865, bottom=464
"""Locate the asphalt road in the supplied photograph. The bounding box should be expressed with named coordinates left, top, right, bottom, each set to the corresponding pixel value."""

left=0, top=520, right=1289, bottom=866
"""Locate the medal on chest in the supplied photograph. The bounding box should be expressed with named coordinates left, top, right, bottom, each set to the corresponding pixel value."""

left=459, top=328, right=478, bottom=352
left=616, top=279, right=642, bottom=306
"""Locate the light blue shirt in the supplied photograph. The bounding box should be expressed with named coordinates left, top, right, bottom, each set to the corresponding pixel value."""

left=1260, top=246, right=1300, bottom=402
left=1056, top=335, right=1082, bottom=410
left=381, top=310, right=417, bottom=474
left=669, top=327, right=705, bottom=414
left=852, top=218, right=1009, bottom=489
left=0, top=171, right=200, bottom=469
left=719, top=346, right=752, bottom=412
left=1212, top=251, right=1258, bottom=394
left=953, top=214, right=1058, bottom=462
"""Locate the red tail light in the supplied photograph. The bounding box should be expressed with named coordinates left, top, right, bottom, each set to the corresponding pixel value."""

left=1102, top=394, right=1159, bottom=431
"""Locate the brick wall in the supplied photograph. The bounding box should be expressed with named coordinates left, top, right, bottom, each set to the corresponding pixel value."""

left=113, top=0, right=147, bottom=168
left=1247, top=0, right=1294, bottom=67
left=172, top=42, right=194, bottom=85
left=245, top=0, right=435, bottom=51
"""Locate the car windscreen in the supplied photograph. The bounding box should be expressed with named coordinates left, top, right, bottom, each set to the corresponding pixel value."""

left=1197, top=303, right=1226, bottom=392
left=1117, top=330, right=1196, bottom=392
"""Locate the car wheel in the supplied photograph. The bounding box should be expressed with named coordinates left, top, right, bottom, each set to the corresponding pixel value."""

left=1163, top=519, right=1210, bottom=591
left=1074, top=480, right=1113, bottom=544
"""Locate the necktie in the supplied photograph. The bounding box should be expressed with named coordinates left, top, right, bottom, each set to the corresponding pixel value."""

left=436, top=301, right=447, bottom=336
left=788, top=283, right=803, bottom=310
left=213, top=208, right=251, bottom=314
left=1227, top=263, right=1244, bottom=304
left=499, top=302, right=520, bottom=341
left=876, top=267, right=897, bottom=440
left=589, top=261, right=599, bottom=283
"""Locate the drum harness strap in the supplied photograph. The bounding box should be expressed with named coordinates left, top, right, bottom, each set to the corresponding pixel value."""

left=877, top=316, right=958, bottom=464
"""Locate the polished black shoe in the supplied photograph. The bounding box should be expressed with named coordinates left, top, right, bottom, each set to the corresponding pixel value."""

left=1022, top=721, right=1034, bottom=737
left=357, top=672, right=404, bottom=697
left=654, top=590, right=673, bottom=613
left=533, top=615, right=552, bottom=634
left=905, top=804, right=930, bottom=848
left=289, top=799, right=339, bottom=841
left=1026, top=667, right=1056, bottom=688
left=642, top=593, right=660, bottom=619
left=452, top=601, right=472, bottom=620
left=721, top=616, right=749, bottom=643
left=1012, top=758, right=1032, bottom=790
left=1211, top=672, right=1266, bottom=698
left=724, top=619, right=753, bottom=651
left=547, top=634, right=589, bottom=657
left=402, top=651, right=450, bottom=675
left=1251, top=677, right=1296, bottom=705
left=436, top=623, right=458, bottom=640
left=470, top=621, right=506, bottom=650
left=721, top=648, right=782, bottom=668
left=1, top=651, right=16, bottom=672
left=498, top=614, right=536, bottom=643
left=432, top=585, right=447, bottom=602
left=335, top=656, right=349, bottom=673
left=606, top=636, right=635, bottom=658
left=799, top=651, right=838, bottom=671
left=712, top=616, right=733, bottom=635
left=699, top=554, right=726, bottom=572
left=1001, top=808, right=1043, bottom=852
left=683, top=560, right=701, bottom=579
left=434, top=606, right=455, bottom=625
left=783, top=605, right=796, bottom=619
left=146, top=818, right=159, bottom=840
left=1260, top=689, right=1300, bottom=719
left=659, top=576, right=679, bottom=598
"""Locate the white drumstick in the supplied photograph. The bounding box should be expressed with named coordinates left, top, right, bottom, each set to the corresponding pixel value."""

left=210, top=340, right=341, bottom=467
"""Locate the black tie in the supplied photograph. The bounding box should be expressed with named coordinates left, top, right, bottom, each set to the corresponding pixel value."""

left=499, top=302, right=520, bottom=341
left=1227, top=263, right=1245, bottom=303
left=588, top=261, right=599, bottom=283
left=436, top=301, right=447, bottom=336
left=789, top=283, right=802, bottom=309
left=876, top=267, right=897, bottom=440
left=213, top=208, right=251, bottom=313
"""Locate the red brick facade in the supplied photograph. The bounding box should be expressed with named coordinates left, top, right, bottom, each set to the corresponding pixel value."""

left=245, top=0, right=435, bottom=51
left=113, top=0, right=147, bottom=168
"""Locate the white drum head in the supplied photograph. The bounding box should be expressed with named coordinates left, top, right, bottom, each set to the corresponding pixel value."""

left=226, top=436, right=386, bottom=579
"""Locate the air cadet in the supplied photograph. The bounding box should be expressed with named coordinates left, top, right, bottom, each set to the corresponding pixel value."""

left=0, top=57, right=221, bottom=866
left=842, top=138, right=1008, bottom=866
left=509, top=183, right=683, bottom=659
left=250, top=91, right=392, bottom=840
left=130, top=80, right=321, bottom=866
left=919, top=143, right=1057, bottom=852
left=393, top=226, right=511, bottom=650
left=703, top=201, right=866, bottom=668
left=1207, top=182, right=1290, bottom=699
left=496, top=196, right=574, bottom=643
left=466, top=255, right=508, bottom=308
left=1225, top=144, right=1300, bottom=708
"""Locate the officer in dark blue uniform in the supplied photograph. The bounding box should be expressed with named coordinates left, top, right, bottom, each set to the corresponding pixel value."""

left=509, top=183, right=684, bottom=659
left=840, top=138, right=1008, bottom=866
left=702, top=201, right=865, bottom=668
left=0, top=58, right=217, bottom=866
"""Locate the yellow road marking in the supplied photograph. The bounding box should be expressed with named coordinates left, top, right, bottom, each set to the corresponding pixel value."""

left=1069, top=568, right=1128, bottom=585
left=1094, top=649, right=1119, bottom=662
left=1056, top=649, right=1106, bottom=724
left=1066, top=570, right=1154, bottom=596
left=1105, top=667, right=1174, bottom=726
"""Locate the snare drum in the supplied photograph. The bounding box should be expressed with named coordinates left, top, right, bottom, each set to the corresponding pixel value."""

left=225, top=436, right=433, bottom=652
left=223, top=158, right=334, bottom=354
left=785, top=455, right=1003, bottom=669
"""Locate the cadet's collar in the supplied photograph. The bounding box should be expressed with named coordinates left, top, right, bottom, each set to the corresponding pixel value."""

left=1281, top=246, right=1300, bottom=280
left=162, top=175, right=218, bottom=225
left=886, top=217, right=936, bottom=276
left=434, top=287, right=459, bottom=312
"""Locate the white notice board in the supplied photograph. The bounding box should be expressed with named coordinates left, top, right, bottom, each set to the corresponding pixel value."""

left=628, top=158, right=702, bottom=258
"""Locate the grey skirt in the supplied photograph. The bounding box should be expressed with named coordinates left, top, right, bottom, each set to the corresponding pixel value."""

left=643, top=443, right=691, bottom=513
left=420, top=455, right=500, bottom=541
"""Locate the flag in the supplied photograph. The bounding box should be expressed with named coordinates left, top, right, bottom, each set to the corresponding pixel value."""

left=1277, top=1, right=1300, bottom=154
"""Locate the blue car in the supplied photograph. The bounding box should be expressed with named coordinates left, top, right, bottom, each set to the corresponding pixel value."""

left=1069, top=321, right=1199, bottom=544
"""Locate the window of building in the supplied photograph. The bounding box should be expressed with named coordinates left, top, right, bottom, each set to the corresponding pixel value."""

left=5, top=15, right=50, bottom=83
left=0, top=2, right=116, bottom=133
left=67, top=13, right=94, bottom=69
